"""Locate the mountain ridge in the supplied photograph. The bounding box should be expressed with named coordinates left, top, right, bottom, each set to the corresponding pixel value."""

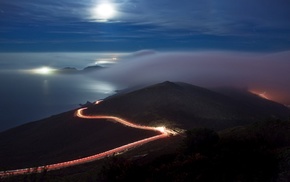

left=86, top=81, right=290, bottom=130
left=1, top=81, right=289, bottom=170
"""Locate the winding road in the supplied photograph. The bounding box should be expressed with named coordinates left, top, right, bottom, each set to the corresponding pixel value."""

left=0, top=101, right=177, bottom=177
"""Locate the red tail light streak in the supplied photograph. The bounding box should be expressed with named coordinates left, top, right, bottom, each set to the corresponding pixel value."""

left=0, top=100, right=177, bottom=177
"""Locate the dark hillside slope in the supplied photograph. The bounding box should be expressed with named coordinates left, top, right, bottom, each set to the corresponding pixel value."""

left=86, top=81, right=290, bottom=130
left=213, top=87, right=290, bottom=119
left=1, top=81, right=289, bottom=171
left=0, top=110, right=158, bottom=170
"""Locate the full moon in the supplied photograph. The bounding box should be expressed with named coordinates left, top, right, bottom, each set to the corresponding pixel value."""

left=95, top=4, right=115, bottom=19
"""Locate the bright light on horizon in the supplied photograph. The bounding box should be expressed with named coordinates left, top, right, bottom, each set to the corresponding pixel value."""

left=32, top=67, right=55, bottom=75
left=249, top=89, right=270, bottom=100
left=94, top=57, right=119, bottom=65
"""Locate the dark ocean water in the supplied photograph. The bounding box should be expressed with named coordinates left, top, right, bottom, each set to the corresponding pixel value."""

left=0, top=72, right=115, bottom=132
left=0, top=52, right=125, bottom=132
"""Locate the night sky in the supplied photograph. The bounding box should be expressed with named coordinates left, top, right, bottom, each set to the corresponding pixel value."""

left=0, top=0, right=290, bottom=129
left=1, top=0, right=290, bottom=52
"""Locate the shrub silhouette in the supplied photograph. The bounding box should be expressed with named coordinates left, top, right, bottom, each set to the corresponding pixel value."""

left=183, top=128, right=219, bottom=154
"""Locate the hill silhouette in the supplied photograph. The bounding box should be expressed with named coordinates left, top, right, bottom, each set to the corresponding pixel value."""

left=0, top=81, right=289, bottom=172
left=55, top=65, right=103, bottom=74
left=85, top=81, right=290, bottom=130
left=0, top=111, right=158, bottom=170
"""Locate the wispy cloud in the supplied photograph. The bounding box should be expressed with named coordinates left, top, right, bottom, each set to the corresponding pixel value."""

left=109, top=0, right=290, bottom=36
left=1, top=0, right=290, bottom=51
left=2, top=0, right=290, bottom=36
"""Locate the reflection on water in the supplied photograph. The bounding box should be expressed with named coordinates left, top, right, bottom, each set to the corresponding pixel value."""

left=0, top=71, right=116, bottom=132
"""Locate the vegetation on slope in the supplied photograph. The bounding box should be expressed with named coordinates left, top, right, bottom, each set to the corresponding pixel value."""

left=98, top=119, right=290, bottom=182
left=3, top=119, right=290, bottom=182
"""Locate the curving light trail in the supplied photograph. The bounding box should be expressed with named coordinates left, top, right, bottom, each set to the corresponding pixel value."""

left=75, top=108, right=174, bottom=135
left=0, top=101, right=177, bottom=178
left=0, top=134, right=168, bottom=177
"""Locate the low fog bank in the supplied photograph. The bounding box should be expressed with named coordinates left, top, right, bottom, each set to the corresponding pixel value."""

left=92, top=50, right=290, bottom=105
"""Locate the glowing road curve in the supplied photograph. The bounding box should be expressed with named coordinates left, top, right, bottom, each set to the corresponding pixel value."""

left=0, top=101, right=177, bottom=177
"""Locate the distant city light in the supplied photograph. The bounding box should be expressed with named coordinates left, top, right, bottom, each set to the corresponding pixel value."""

left=249, top=90, right=270, bottom=100
left=32, top=67, right=55, bottom=75
left=95, top=57, right=118, bottom=65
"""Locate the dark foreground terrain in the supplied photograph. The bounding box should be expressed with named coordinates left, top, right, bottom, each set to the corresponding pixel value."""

left=96, top=120, right=290, bottom=182
left=1, top=81, right=290, bottom=181
left=0, top=111, right=158, bottom=170
left=2, top=119, right=290, bottom=182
